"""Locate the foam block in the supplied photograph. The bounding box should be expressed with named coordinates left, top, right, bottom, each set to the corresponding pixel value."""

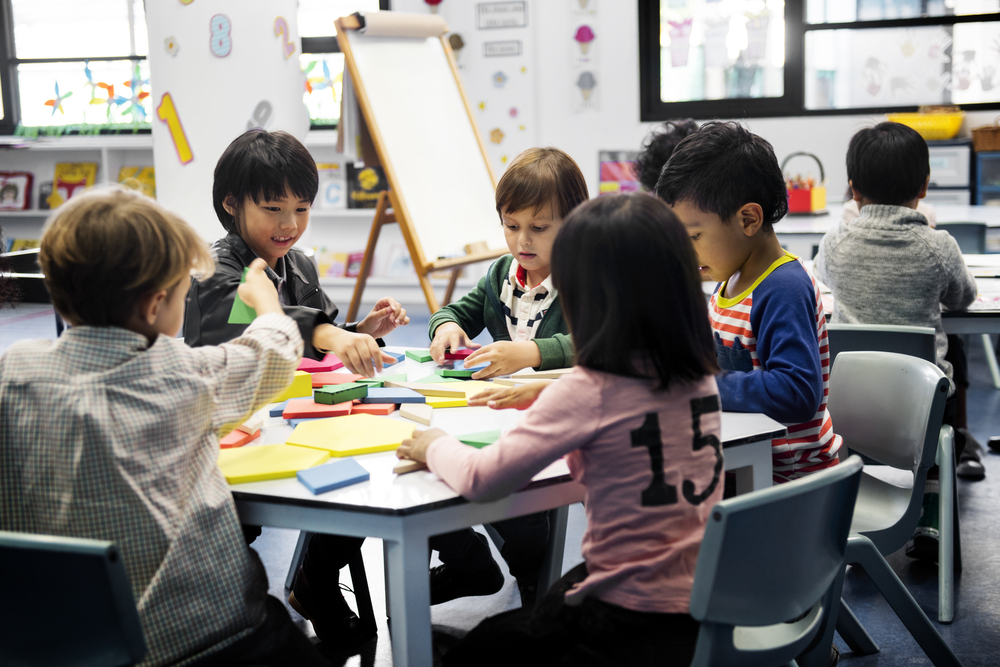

left=361, top=388, right=425, bottom=404
left=357, top=373, right=408, bottom=389
left=425, top=395, right=467, bottom=408
left=458, top=429, right=501, bottom=449
left=289, top=418, right=325, bottom=427
left=384, top=350, right=406, bottom=364
left=237, top=414, right=264, bottom=434
left=511, top=368, right=575, bottom=381
left=314, top=383, right=368, bottom=405
left=399, top=403, right=433, bottom=426
left=393, top=459, right=428, bottom=475
left=414, top=374, right=462, bottom=384
left=383, top=381, right=465, bottom=398
left=440, top=363, right=490, bottom=378
left=405, top=349, right=433, bottom=363
left=268, top=400, right=290, bottom=417
left=283, top=398, right=353, bottom=419
left=297, top=458, right=371, bottom=494
left=287, top=414, right=418, bottom=456
left=444, top=348, right=475, bottom=360
left=219, top=428, right=261, bottom=449
left=310, top=372, right=365, bottom=388
left=351, top=403, right=397, bottom=416
left=272, top=371, right=313, bottom=402
left=298, top=354, right=345, bottom=373
left=218, top=444, right=330, bottom=484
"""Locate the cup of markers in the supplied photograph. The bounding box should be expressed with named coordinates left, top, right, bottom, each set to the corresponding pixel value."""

left=782, top=152, right=827, bottom=215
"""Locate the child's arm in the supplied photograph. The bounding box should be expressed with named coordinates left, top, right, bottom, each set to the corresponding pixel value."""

left=937, top=234, right=977, bottom=312
left=428, top=276, right=490, bottom=363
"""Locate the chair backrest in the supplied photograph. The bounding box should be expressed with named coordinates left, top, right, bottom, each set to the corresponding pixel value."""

left=827, top=351, right=948, bottom=473
left=935, top=221, right=987, bottom=254
left=826, top=323, right=936, bottom=366
left=689, top=456, right=863, bottom=667
left=0, top=531, right=147, bottom=667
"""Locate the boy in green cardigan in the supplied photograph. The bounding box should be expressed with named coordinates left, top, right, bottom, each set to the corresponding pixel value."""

left=429, top=147, right=588, bottom=375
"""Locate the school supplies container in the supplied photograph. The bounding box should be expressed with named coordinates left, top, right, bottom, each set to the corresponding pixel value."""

left=888, top=110, right=965, bottom=141
left=781, top=152, right=826, bottom=215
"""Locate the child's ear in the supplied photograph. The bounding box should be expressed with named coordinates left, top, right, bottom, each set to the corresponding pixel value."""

left=137, top=289, right=168, bottom=326
left=849, top=180, right=863, bottom=203
left=917, top=174, right=930, bottom=200
left=223, top=194, right=237, bottom=217
left=737, top=203, right=765, bottom=237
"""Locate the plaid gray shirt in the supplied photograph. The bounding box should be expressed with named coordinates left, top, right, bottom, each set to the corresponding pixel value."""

left=0, top=313, right=302, bottom=666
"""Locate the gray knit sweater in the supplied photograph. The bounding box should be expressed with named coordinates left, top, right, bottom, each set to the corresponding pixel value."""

left=814, top=204, right=977, bottom=381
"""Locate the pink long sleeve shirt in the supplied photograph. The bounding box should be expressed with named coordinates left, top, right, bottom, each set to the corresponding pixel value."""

left=426, top=367, right=722, bottom=614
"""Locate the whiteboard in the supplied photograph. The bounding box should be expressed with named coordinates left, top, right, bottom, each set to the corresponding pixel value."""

left=346, top=32, right=505, bottom=265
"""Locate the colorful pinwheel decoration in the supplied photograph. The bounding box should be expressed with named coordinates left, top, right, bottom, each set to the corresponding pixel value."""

left=304, top=60, right=340, bottom=103
left=44, top=82, right=73, bottom=116
left=119, top=64, right=150, bottom=121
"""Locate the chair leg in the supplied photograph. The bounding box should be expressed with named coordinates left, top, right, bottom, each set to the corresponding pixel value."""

left=938, top=427, right=955, bottom=624
left=982, top=334, right=1000, bottom=389
left=348, top=548, right=378, bottom=635
left=797, top=565, right=855, bottom=667
left=849, top=537, right=963, bottom=667
left=284, top=530, right=313, bottom=589
left=835, top=598, right=879, bottom=655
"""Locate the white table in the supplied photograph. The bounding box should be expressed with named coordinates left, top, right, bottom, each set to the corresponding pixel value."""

left=230, top=351, right=785, bottom=667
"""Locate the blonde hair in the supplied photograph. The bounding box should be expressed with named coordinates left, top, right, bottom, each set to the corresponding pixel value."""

left=39, top=186, right=214, bottom=327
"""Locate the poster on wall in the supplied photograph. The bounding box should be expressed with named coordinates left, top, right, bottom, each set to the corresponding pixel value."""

left=570, top=0, right=599, bottom=112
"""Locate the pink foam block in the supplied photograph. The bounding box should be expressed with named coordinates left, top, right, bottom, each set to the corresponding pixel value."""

left=311, top=372, right=365, bottom=388
left=297, top=354, right=345, bottom=373
left=219, top=429, right=261, bottom=449
left=444, top=349, right=475, bottom=360
left=283, top=399, right=353, bottom=419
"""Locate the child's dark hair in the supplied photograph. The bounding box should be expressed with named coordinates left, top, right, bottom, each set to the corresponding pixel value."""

left=634, top=119, right=698, bottom=192
left=551, top=193, right=718, bottom=387
left=655, top=121, right=788, bottom=226
left=495, top=147, right=589, bottom=220
left=846, top=121, right=929, bottom=205
left=213, top=129, right=319, bottom=234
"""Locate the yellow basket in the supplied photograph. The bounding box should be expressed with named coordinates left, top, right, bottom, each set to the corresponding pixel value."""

left=886, top=112, right=965, bottom=140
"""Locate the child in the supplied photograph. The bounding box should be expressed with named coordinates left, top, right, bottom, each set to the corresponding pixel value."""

left=634, top=118, right=698, bottom=192
left=0, top=187, right=327, bottom=666
left=656, top=121, right=842, bottom=483
left=398, top=193, right=722, bottom=666
left=814, top=121, right=980, bottom=557
left=184, top=129, right=408, bottom=377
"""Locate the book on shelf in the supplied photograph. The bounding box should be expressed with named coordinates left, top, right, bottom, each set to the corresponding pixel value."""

left=49, top=163, right=98, bottom=208
left=118, top=166, right=156, bottom=199
left=346, top=163, right=388, bottom=209
left=0, top=172, right=33, bottom=211
left=316, top=162, right=347, bottom=209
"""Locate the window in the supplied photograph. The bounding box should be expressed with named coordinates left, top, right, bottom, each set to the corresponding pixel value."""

left=639, top=0, right=1000, bottom=120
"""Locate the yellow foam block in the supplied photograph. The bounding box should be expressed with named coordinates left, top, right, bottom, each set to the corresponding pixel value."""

left=287, top=413, right=418, bottom=456
left=218, top=444, right=330, bottom=485
left=452, top=380, right=497, bottom=398
left=271, top=371, right=313, bottom=403
left=425, top=395, right=468, bottom=408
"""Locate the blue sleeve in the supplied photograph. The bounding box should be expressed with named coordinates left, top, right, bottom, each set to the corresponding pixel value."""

left=716, top=264, right=824, bottom=423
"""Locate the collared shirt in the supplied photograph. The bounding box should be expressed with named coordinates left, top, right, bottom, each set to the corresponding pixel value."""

left=263, top=255, right=291, bottom=306
left=499, top=260, right=557, bottom=342
left=0, top=314, right=303, bottom=666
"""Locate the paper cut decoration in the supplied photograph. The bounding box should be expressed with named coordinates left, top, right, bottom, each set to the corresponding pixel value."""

left=273, top=17, right=296, bottom=59
left=667, top=19, right=692, bottom=67
left=297, top=458, right=370, bottom=494
left=210, top=14, right=233, bottom=57
left=458, top=429, right=501, bottom=449
left=745, top=14, right=769, bottom=61
left=283, top=398, right=353, bottom=419
left=311, top=372, right=364, bottom=388
left=268, top=400, right=290, bottom=417
left=156, top=92, right=194, bottom=165
left=218, top=444, right=330, bottom=484
left=703, top=21, right=729, bottom=69
left=315, top=383, right=369, bottom=405
left=237, top=414, right=265, bottom=434
left=449, top=33, right=464, bottom=54
left=351, top=403, right=397, bottom=416
left=44, top=82, right=73, bottom=117
left=272, top=371, right=313, bottom=402
left=246, top=100, right=273, bottom=131
left=228, top=267, right=257, bottom=324
left=219, top=428, right=261, bottom=449
left=509, top=107, right=518, bottom=117
left=574, top=25, right=595, bottom=55
left=121, top=65, right=151, bottom=121
left=577, top=72, right=596, bottom=100
left=400, top=403, right=433, bottom=426
left=478, top=101, right=486, bottom=111
left=406, top=349, right=434, bottom=363
left=361, top=388, right=426, bottom=404
left=165, top=36, right=180, bottom=56
left=393, top=459, right=428, bottom=475
left=425, top=0, right=443, bottom=12
left=492, top=71, right=508, bottom=88
left=287, top=414, right=417, bottom=456
left=490, top=128, right=505, bottom=144
left=298, top=354, right=345, bottom=373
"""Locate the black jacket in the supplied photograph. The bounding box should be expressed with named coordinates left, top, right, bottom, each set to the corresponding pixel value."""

left=183, top=233, right=352, bottom=360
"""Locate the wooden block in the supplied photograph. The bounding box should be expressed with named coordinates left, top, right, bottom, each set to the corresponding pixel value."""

left=393, top=459, right=428, bottom=475
left=287, top=414, right=417, bottom=457
left=314, top=383, right=368, bottom=405
left=458, top=429, right=501, bottom=449
left=491, top=378, right=520, bottom=387
left=219, top=428, right=261, bottom=449
left=271, top=371, right=313, bottom=402
left=510, top=368, right=574, bottom=381
left=268, top=400, right=290, bottom=417
left=297, top=354, right=344, bottom=373
left=383, top=380, right=465, bottom=398
left=237, top=414, right=265, bottom=434
left=311, top=372, right=365, bottom=389
left=440, top=363, right=489, bottom=379
left=218, top=444, right=330, bottom=484
left=444, top=348, right=475, bottom=360
left=351, top=402, right=397, bottom=416
left=425, top=395, right=467, bottom=408
left=283, top=398, right=353, bottom=419
left=361, top=387, right=425, bottom=404
left=405, top=349, right=433, bottom=363
left=399, top=403, right=432, bottom=426
left=297, top=458, right=370, bottom=495
left=413, top=374, right=462, bottom=384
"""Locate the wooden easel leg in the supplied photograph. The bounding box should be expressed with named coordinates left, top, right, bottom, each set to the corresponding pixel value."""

left=418, top=270, right=441, bottom=314
left=442, top=268, right=461, bottom=307
left=348, top=191, right=391, bottom=322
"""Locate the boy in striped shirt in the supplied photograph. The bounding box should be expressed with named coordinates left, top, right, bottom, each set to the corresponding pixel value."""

left=656, top=122, right=841, bottom=483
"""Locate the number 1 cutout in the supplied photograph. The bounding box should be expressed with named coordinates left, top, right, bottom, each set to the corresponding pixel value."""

left=274, top=17, right=296, bottom=59
left=631, top=413, right=678, bottom=507
left=156, top=93, right=194, bottom=165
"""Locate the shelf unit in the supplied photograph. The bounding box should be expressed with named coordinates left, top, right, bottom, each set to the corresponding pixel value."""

left=976, top=151, right=1000, bottom=206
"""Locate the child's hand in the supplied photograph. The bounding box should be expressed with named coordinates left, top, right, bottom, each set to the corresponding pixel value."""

left=429, top=322, right=481, bottom=364
left=238, top=259, right=282, bottom=316
left=356, top=297, right=410, bottom=339
left=397, top=427, right=447, bottom=463
left=313, top=324, right=396, bottom=378
left=467, top=381, right=551, bottom=410
left=464, top=341, right=542, bottom=379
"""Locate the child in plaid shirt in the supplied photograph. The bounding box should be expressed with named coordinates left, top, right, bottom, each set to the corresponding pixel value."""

left=0, top=187, right=326, bottom=666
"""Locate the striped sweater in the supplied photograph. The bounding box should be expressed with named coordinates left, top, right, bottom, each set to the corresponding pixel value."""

left=710, top=253, right=841, bottom=483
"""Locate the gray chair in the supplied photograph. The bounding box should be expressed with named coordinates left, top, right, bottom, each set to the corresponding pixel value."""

left=809, top=352, right=962, bottom=666
left=689, top=455, right=863, bottom=667
left=826, top=323, right=936, bottom=367
left=0, top=531, right=146, bottom=666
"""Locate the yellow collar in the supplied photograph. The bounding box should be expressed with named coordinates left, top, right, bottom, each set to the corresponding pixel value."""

left=715, top=252, right=798, bottom=308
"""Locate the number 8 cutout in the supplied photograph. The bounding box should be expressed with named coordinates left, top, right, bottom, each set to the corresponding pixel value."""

left=210, top=14, right=232, bottom=57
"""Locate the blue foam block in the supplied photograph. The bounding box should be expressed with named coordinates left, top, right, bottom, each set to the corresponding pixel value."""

left=268, top=400, right=290, bottom=417
left=360, top=387, right=426, bottom=404
left=289, top=417, right=325, bottom=427
left=384, top=351, right=406, bottom=364
left=297, top=458, right=371, bottom=495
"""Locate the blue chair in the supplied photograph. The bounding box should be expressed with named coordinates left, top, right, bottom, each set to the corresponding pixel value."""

left=688, top=456, right=863, bottom=667
left=0, top=531, right=146, bottom=667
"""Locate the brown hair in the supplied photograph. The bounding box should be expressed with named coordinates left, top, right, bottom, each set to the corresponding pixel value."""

left=39, top=186, right=214, bottom=327
left=495, top=147, right=589, bottom=221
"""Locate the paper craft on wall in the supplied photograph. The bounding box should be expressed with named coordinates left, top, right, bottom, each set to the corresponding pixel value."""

left=210, top=15, right=233, bottom=57
left=274, top=17, right=296, bottom=59
left=574, top=25, right=594, bottom=55
left=246, top=100, right=273, bottom=130
left=448, top=33, right=466, bottom=67
left=165, top=36, right=180, bottom=56
left=668, top=19, right=692, bottom=67
left=156, top=92, right=194, bottom=165
left=44, top=82, right=72, bottom=116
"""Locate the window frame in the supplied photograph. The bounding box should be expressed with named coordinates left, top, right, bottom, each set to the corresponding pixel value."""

left=639, top=0, right=1000, bottom=121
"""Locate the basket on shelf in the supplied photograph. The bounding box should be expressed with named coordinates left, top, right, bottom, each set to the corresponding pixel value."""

left=972, top=116, right=1000, bottom=152
left=782, top=152, right=826, bottom=215
left=887, top=108, right=965, bottom=141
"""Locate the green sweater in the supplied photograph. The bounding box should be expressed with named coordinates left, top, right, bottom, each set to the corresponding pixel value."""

left=427, top=254, right=574, bottom=370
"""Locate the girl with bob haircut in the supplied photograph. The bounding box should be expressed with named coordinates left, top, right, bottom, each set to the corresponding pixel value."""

left=397, top=193, right=723, bottom=666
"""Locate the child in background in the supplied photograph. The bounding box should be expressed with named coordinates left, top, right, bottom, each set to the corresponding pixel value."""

left=634, top=119, right=699, bottom=193
left=815, top=121, right=981, bottom=558
left=656, top=121, right=842, bottom=483
left=398, top=193, right=722, bottom=666
left=185, top=129, right=408, bottom=377
left=0, top=187, right=327, bottom=666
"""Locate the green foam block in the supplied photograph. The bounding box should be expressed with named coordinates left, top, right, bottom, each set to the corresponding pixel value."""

left=457, top=429, right=502, bottom=449
left=314, top=383, right=368, bottom=405
left=228, top=268, right=257, bottom=324
left=405, top=349, right=433, bottom=363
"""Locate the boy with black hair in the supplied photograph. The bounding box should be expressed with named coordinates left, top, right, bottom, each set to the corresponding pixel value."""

left=634, top=119, right=698, bottom=192
left=656, top=121, right=842, bottom=484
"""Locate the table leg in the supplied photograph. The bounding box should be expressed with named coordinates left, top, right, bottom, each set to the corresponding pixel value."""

left=384, top=535, right=433, bottom=667
left=537, top=506, right=569, bottom=596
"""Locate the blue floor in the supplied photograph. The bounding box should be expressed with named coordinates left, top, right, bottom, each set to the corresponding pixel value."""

left=2, top=303, right=999, bottom=665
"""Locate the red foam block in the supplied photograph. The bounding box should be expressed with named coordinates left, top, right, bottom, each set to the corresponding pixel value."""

left=444, top=349, right=475, bottom=360
left=297, top=354, right=345, bottom=373
left=283, top=399, right=353, bottom=419
left=351, top=403, right=397, bottom=416
left=311, top=372, right=365, bottom=388
left=220, top=429, right=261, bottom=449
